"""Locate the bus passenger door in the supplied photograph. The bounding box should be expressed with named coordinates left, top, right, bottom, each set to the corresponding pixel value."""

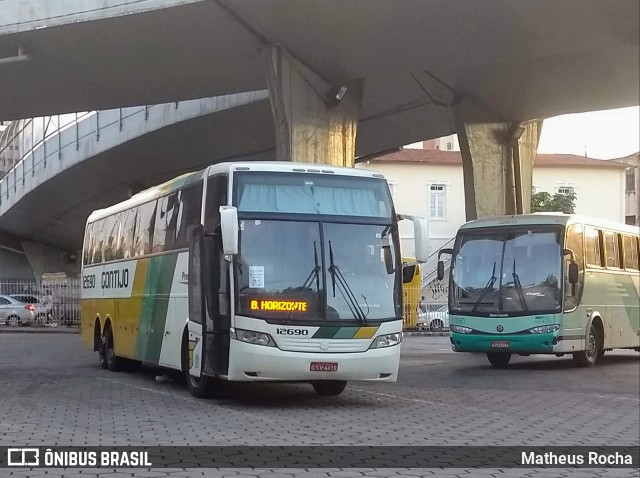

left=188, top=225, right=227, bottom=378
left=187, top=225, right=206, bottom=379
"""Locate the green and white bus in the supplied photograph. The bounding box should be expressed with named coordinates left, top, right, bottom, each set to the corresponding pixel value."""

left=437, top=214, right=640, bottom=367
left=81, top=162, right=429, bottom=397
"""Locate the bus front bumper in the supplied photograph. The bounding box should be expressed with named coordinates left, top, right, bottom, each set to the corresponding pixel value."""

left=450, top=332, right=556, bottom=354
left=227, top=339, right=400, bottom=382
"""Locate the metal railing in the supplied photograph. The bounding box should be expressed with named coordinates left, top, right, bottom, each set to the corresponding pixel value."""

left=0, top=278, right=80, bottom=327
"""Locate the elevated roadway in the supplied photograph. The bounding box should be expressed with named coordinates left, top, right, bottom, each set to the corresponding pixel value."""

left=1, top=0, right=638, bottom=150
left=0, top=0, right=638, bottom=277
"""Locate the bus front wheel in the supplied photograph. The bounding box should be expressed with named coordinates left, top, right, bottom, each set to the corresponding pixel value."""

left=573, top=324, right=600, bottom=367
left=487, top=353, right=511, bottom=368
left=312, top=380, right=347, bottom=396
left=181, top=339, right=215, bottom=398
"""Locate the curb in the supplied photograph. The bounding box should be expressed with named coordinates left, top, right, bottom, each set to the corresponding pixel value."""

left=404, top=330, right=450, bottom=337
left=0, top=327, right=80, bottom=334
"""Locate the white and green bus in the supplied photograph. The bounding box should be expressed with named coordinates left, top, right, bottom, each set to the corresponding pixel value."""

left=437, top=214, right=640, bottom=367
left=81, top=162, right=429, bottom=397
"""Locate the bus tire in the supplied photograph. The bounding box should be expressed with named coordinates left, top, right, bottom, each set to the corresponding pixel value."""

left=98, top=333, right=108, bottom=369
left=573, top=324, right=600, bottom=367
left=312, top=380, right=347, bottom=396
left=104, top=325, right=122, bottom=372
left=181, top=338, right=214, bottom=398
left=487, top=353, right=511, bottom=368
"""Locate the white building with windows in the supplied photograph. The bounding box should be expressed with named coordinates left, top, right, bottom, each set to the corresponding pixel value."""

left=358, top=148, right=627, bottom=259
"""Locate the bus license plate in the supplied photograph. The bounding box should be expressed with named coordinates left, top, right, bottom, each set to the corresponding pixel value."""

left=310, top=362, right=338, bottom=372
left=491, top=341, right=510, bottom=349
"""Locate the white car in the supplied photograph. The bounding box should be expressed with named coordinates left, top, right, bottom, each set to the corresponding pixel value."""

left=417, top=308, right=449, bottom=331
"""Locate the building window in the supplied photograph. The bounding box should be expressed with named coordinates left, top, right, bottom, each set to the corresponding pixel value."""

left=557, top=186, right=575, bottom=196
left=429, top=184, right=446, bottom=219
left=626, top=168, right=636, bottom=192
left=446, top=141, right=453, bottom=151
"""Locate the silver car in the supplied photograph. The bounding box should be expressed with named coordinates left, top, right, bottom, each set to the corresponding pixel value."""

left=0, top=294, right=36, bottom=326
left=10, top=294, right=51, bottom=324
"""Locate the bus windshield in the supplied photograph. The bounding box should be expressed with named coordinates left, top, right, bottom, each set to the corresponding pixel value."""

left=236, top=220, right=399, bottom=322
left=451, top=227, right=563, bottom=316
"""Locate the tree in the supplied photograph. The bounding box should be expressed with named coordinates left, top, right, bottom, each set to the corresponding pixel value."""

left=531, top=190, right=576, bottom=214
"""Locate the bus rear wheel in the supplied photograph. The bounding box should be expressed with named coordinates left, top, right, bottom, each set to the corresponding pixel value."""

left=573, top=324, right=600, bottom=367
left=487, top=353, right=511, bottom=368
left=312, top=380, right=347, bottom=396
left=104, top=325, right=122, bottom=371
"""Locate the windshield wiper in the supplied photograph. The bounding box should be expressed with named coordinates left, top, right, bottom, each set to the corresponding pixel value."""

left=472, top=262, right=497, bottom=313
left=511, top=259, right=528, bottom=312
left=328, top=240, right=368, bottom=324
left=300, top=241, right=321, bottom=293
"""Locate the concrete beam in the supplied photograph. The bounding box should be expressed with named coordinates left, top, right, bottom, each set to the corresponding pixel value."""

left=262, top=45, right=363, bottom=167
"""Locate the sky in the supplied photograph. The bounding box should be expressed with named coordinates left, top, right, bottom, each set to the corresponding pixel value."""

left=537, top=106, right=639, bottom=160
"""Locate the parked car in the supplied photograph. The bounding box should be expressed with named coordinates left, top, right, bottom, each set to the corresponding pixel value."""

left=417, top=308, right=449, bottom=331
left=10, top=294, right=51, bottom=324
left=0, top=294, right=36, bottom=326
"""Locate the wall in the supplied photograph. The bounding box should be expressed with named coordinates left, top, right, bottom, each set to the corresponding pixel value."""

left=357, top=161, right=465, bottom=258
left=359, top=158, right=626, bottom=259
left=532, top=166, right=625, bottom=222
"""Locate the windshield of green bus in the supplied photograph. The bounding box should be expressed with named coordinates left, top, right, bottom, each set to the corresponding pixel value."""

left=233, top=171, right=400, bottom=323
left=450, top=227, right=563, bottom=316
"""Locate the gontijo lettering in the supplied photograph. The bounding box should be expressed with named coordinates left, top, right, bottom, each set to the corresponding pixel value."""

left=250, top=300, right=307, bottom=312
left=101, top=269, right=129, bottom=289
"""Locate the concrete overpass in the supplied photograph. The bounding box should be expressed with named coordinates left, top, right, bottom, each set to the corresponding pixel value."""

left=0, top=0, right=638, bottom=277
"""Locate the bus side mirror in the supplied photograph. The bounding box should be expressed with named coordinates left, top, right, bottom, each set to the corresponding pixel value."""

left=413, top=217, right=430, bottom=263
left=568, top=262, right=578, bottom=284
left=219, top=206, right=238, bottom=256
left=563, top=248, right=578, bottom=284
left=402, top=264, right=417, bottom=284
left=437, top=248, right=453, bottom=281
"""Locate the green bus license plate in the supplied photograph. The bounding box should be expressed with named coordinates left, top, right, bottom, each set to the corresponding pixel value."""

left=310, top=362, right=338, bottom=372
left=491, top=341, right=510, bottom=349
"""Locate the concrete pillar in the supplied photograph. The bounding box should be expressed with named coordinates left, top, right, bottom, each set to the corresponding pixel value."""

left=455, top=110, right=542, bottom=220
left=0, top=247, right=35, bottom=280
left=261, top=45, right=363, bottom=167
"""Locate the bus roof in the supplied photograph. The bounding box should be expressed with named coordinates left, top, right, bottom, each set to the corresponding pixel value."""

left=459, top=213, right=639, bottom=235
left=86, top=161, right=387, bottom=224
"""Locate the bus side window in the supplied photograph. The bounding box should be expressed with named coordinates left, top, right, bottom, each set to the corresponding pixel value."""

left=92, top=218, right=107, bottom=264
left=83, top=223, right=94, bottom=266
left=584, top=226, right=602, bottom=267
left=153, top=193, right=180, bottom=253
left=176, top=184, right=203, bottom=249
left=623, top=235, right=639, bottom=270
left=119, top=208, right=136, bottom=259
left=204, top=174, right=229, bottom=316
left=133, top=200, right=157, bottom=257
left=564, top=224, right=584, bottom=310
left=103, top=214, right=120, bottom=262
left=603, top=231, right=621, bottom=269
left=204, top=175, right=227, bottom=233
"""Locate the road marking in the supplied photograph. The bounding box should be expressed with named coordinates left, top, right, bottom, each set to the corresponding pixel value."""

left=350, top=388, right=502, bottom=416
left=96, top=376, right=194, bottom=402
left=593, top=394, right=640, bottom=402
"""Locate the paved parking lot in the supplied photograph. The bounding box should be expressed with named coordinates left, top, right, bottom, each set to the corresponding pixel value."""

left=0, top=333, right=638, bottom=477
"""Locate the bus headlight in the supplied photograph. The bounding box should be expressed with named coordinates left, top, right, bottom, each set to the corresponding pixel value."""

left=369, top=332, right=402, bottom=349
left=528, top=325, right=560, bottom=334
left=233, top=328, right=276, bottom=347
left=450, top=325, right=473, bottom=334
